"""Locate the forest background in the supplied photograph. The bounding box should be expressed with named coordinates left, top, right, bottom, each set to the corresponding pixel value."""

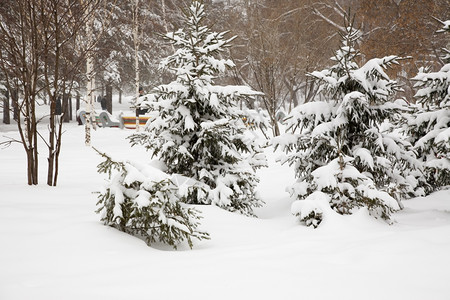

left=94, top=0, right=450, bottom=122
left=0, top=0, right=449, bottom=185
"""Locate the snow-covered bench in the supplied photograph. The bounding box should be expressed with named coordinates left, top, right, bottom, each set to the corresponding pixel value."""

left=98, top=111, right=121, bottom=128
left=78, top=110, right=100, bottom=126
left=78, top=110, right=121, bottom=128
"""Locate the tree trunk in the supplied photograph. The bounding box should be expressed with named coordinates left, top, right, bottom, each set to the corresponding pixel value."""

left=3, top=89, right=10, bottom=124
left=52, top=119, right=64, bottom=186
left=11, top=89, right=19, bottom=122
left=106, top=84, right=112, bottom=114
left=47, top=95, right=56, bottom=186
left=47, top=140, right=55, bottom=185
left=55, top=96, right=62, bottom=115
left=272, top=118, right=280, bottom=136
left=62, top=93, right=70, bottom=122
left=118, top=88, right=122, bottom=104
left=263, top=96, right=280, bottom=137
left=305, top=79, right=318, bottom=103
left=69, top=95, right=72, bottom=121
left=24, top=93, right=39, bottom=186
left=26, top=148, right=38, bottom=185
left=76, top=93, right=80, bottom=111
left=284, top=77, right=298, bottom=114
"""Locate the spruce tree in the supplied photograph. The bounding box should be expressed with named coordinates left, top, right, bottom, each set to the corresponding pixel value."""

left=274, top=16, right=418, bottom=227
left=95, top=149, right=209, bottom=249
left=407, top=20, right=450, bottom=190
left=129, top=1, right=266, bottom=216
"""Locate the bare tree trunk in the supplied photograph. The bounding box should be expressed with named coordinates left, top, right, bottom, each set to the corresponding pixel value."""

left=284, top=77, right=299, bottom=113
left=76, top=93, right=80, bottom=112
left=26, top=94, right=39, bottom=186
left=46, top=0, right=60, bottom=186
left=47, top=94, right=56, bottom=185
left=69, top=95, right=72, bottom=121
left=2, top=89, right=10, bottom=124
left=26, top=149, right=38, bottom=185
left=62, top=93, right=70, bottom=123
left=11, top=89, right=19, bottom=122
left=21, top=86, right=39, bottom=186
left=48, top=94, right=64, bottom=186
left=52, top=118, right=64, bottom=186
left=106, top=83, right=112, bottom=114
left=262, top=96, right=280, bottom=137
left=305, top=79, right=318, bottom=103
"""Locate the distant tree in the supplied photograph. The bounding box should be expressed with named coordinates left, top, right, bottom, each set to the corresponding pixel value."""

left=89, top=0, right=189, bottom=108
left=226, top=0, right=337, bottom=136
left=0, top=78, right=8, bottom=124
left=129, top=1, right=267, bottom=216
left=274, top=16, right=420, bottom=227
left=312, top=0, right=450, bottom=99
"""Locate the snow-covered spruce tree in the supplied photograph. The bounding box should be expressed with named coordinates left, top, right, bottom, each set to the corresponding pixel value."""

left=407, top=20, right=450, bottom=190
left=129, top=1, right=266, bottom=216
left=274, top=17, right=418, bottom=227
left=95, top=149, right=209, bottom=249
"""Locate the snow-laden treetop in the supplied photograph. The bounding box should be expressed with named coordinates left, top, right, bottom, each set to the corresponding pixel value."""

left=308, top=23, right=401, bottom=104
left=160, top=1, right=236, bottom=87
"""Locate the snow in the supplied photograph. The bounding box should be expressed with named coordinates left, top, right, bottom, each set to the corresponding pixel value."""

left=1, top=100, right=450, bottom=299
left=354, top=147, right=375, bottom=169
left=311, top=160, right=339, bottom=189
left=436, top=127, right=450, bottom=148
left=291, top=191, right=331, bottom=220
left=412, top=109, right=450, bottom=150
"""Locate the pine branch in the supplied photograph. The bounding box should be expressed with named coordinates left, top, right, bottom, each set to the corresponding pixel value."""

left=92, top=146, right=125, bottom=178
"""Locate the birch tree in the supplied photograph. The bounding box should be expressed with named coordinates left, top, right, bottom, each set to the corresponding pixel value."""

left=84, top=0, right=97, bottom=146
left=133, top=0, right=141, bottom=131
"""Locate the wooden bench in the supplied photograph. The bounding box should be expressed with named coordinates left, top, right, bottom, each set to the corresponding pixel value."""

left=120, top=115, right=150, bottom=129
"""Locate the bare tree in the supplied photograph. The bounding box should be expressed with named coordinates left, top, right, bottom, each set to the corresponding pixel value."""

left=43, top=0, right=101, bottom=184
left=222, top=0, right=336, bottom=136
left=0, top=1, right=41, bottom=184
left=311, top=0, right=450, bottom=99
left=0, top=0, right=102, bottom=185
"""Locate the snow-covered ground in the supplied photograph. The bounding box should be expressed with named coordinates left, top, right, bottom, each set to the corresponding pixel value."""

left=1, top=99, right=449, bottom=299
